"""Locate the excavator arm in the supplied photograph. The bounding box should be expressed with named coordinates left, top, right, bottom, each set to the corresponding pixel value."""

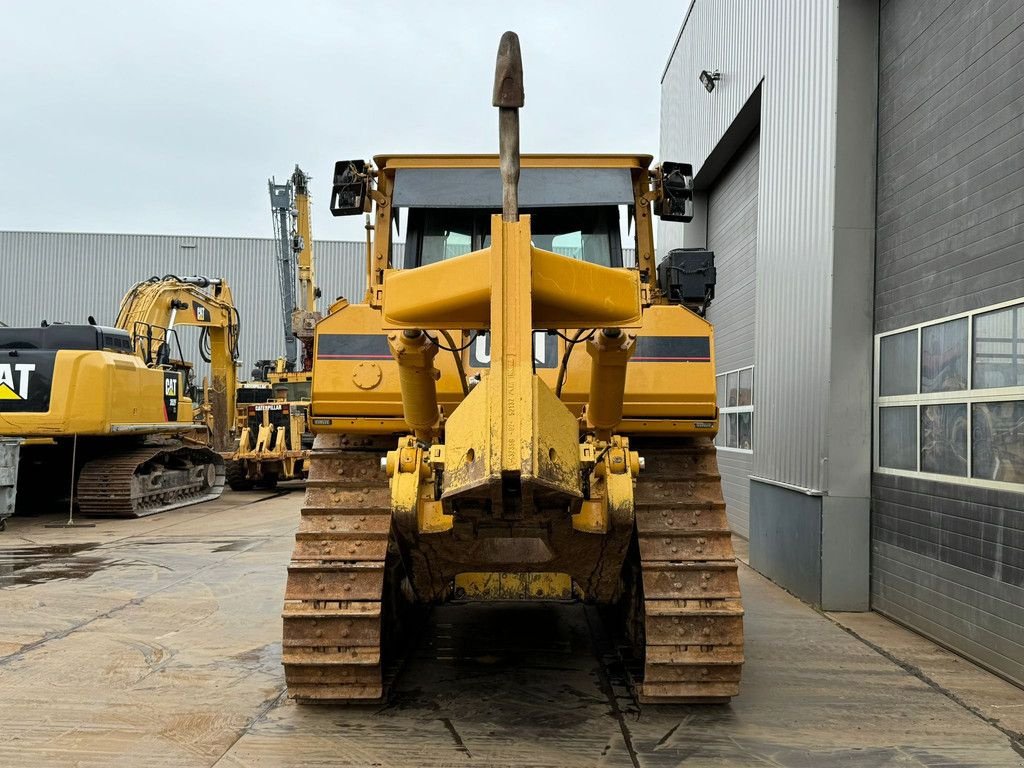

left=115, top=276, right=240, bottom=450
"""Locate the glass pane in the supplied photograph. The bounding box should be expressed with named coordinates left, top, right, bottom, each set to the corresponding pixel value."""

left=726, top=412, right=738, bottom=448
left=973, top=304, right=1024, bottom=389
left=445, top=232, right=472, bottom=260
left=482, top=205, right=618, bottom=266
left=737, top=411, right=752, bottom=450
left=879, top=406, right=917, bottom=470
left=920, top=403, right=968, bottom=476
left=879, top=330, right=918, bottom=396
left=921, top=318, right=968, bottom=393
left=417, top=209, right=475, bottom=266
left=738, top=368, right=753, bottom=406
left=716, top=375, right=726, bottom=409
left=971, top=401, right=1024, bottom=481
left=727, top=372, right=738, bottom=407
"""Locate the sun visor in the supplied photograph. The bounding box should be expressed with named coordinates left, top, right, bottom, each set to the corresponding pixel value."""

left=392, top=167, right=634, bottom=208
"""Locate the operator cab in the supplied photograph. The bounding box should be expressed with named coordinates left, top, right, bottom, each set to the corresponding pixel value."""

left=390, top=165, right=632, bottom=269
left=405, top=206, right=622, bottom=268
left=0, top=324, right=133, bottom=354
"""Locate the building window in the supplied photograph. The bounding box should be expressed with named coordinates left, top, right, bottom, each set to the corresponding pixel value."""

left=875, top=299, right=1024, bottom=491
left=716, top=366, right=753, bottom=453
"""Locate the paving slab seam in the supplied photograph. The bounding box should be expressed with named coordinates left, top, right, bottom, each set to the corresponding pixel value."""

left=0, top=528, right=282, bottom=667
left=210, top=687, right=289, bottom=767
left=582, top=605, right=641, bottom=768
left=825, top=612, right=1024, bottom=758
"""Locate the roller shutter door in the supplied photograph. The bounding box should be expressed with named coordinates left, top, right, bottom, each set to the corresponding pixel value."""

left=706, top=130, right=759, bottom=538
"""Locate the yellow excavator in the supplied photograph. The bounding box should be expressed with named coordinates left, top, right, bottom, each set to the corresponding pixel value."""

left=281, top=33, right=743, bottom=703
left=0, top=275, right=239, bottom=518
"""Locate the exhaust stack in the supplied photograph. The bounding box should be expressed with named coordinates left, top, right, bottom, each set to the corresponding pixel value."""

left=493, top=31, right=524, bottom=222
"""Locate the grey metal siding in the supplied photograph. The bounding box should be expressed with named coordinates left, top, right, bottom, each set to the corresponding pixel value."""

left=875, top=0, right=1024, bottom=332
left=660, top=0, right=838, bottom=493
left=707, top=132, right=760, bottom=537
left=872, top=473, right=1024, bottom=686
left=0, top=231, right=372, bottom=380
left=718, top=451, right=753, bottom=539
left=872, top=0, right=1024, bottom=687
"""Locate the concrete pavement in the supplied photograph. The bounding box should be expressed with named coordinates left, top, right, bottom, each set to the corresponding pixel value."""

left=1, top=490, right=1021, bottom=767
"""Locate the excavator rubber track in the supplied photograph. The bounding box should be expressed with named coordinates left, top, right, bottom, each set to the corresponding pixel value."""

left=629, top=437, right=744, bottom=703
left=77, top=443, right=225, bottom=518
left=282, top=434, right=392, bottom=701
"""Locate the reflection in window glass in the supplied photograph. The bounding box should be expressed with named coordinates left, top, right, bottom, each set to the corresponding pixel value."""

left=444, top=232, right=472, bottom=260
left=738, top=368, right=753, bottom=406
left=971, top=401, right=1024, bottom=482
left=726, top=413, right=737, bottom=448
left=879, top=330, right=918, bottom=396
left=920, top=403, right=968, bottom=476
left=727, top=372, right=738, bottom=407
left=879, top=406, right=917, bottom=470
left=737, top=412, right=752, bottom=450
left=716, top=375, right=726, bottom=409
left=921, top=318, right=968, bottom=393
left=973, top=304, right=1024, bottom=389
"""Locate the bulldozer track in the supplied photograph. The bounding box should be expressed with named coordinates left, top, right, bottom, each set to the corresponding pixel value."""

left=77, top=443, right=225, bottom=518
left=279, top=435, right=742, bottom=704
left=282, top=435, right=393, bottom=701
left=628, top=437, right=744, bottom=703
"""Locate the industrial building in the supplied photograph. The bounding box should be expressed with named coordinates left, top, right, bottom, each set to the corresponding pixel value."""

left=0, top=231, right=373, bottom=380
left=660, top=0, right=1023, bottom=687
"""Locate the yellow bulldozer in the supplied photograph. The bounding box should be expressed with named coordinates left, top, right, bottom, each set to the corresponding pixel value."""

left=0, top=275, right=239, bottom=519
left=281, top=32, right=743, bottom=703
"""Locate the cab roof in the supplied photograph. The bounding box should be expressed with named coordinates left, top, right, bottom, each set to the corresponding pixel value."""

left=373, top=154, right=654, bottom=171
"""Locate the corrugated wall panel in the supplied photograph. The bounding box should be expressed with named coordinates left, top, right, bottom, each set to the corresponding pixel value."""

left=717, top=452, right=754, bottom=539
left=0, top=231, right=373, bottom=382
left=872, top=0, right=1024, bottom=688
left=660, top=0, right=837, bottom=492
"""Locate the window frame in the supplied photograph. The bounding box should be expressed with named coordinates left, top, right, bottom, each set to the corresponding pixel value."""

left=874, top=297, right=1024, bottom=492
left=716, top=365, right=754, bottom=454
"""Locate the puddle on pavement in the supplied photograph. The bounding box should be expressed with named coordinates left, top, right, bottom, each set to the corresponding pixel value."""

left=0, top=543, right=115, bottom=587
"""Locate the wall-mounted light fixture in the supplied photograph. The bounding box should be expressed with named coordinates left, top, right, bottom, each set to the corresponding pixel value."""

left=699, top=69, right=721, bottom=93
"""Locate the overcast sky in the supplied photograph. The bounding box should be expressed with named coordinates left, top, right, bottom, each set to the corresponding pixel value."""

left=0, top=1, right=683, bottom=242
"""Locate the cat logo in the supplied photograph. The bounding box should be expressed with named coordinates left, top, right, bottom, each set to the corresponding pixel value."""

left=165, top=377, right=177, bottom=397
left=0, top=363, right=35, bottom=400
left=194, top=303, right=211, bottom=322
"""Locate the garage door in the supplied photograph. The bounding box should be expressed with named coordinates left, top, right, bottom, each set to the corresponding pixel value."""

left=872, top=0, right=1024, bottom=686
left=706, top=130, right=759, bottom=538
